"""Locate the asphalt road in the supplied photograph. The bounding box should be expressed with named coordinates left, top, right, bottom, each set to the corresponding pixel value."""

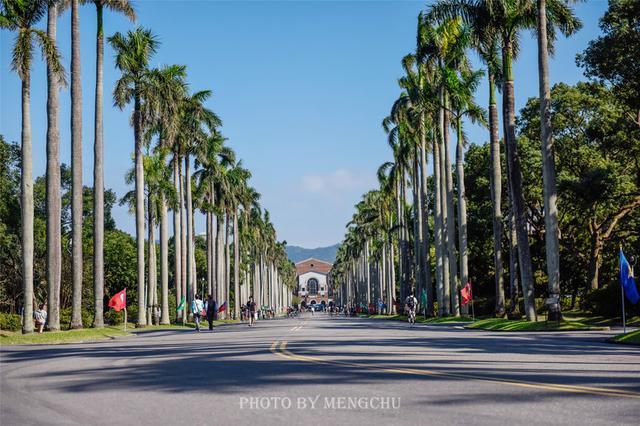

left=1, top=314, right=639, bottom=425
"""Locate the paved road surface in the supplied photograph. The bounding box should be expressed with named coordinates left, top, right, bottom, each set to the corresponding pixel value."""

left=2, top=315, right=639, bottom=425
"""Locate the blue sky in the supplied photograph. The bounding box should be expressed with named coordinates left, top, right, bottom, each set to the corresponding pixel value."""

left=0, top=0, right=608, bottom=248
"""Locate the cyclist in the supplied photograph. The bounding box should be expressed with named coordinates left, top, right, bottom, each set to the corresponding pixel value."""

left=405, top=292, right=418, bottom=324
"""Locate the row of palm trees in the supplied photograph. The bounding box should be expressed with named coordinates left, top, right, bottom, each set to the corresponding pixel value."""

left=2, top=0, right=295, bottom=333
left=333, top=0, right=581, bottom=321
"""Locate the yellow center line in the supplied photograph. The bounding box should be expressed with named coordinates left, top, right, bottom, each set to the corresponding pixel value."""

left=270, top=340, right=640, bottom=400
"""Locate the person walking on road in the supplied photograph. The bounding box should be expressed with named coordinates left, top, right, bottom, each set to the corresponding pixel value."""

left=191, top=294, right=204, bottom=332
left=205, top=294, right=217, bottom=331
left=247, top=296, right=256, bottom=327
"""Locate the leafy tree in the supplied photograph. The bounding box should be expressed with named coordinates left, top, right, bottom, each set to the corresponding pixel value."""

left=577, top=0, right=640, bottom=128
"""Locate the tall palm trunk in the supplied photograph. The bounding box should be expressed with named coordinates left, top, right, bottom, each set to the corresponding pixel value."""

left=160, top=192, right=170, bottom=324
left=179, top=161, right=187, bottom=322
left=21, top=69, right=34, bottom=334
left=412, top=146, right=423, bottom=297
left=502, top=41, right=536, bottom=321
left=46, top=3, right=61, bottom=332
left=210, top=182, right=216, bottom=297
left=443, top=103, right=459, bottom=316
left=508, top=207, right=521, bottom=318
left=225, top=214, right=231, bottom=317
left=92, top=2, right=105, bottom=328
left=389, top=219, right=396, bottom=314
left=185, top=156, right=194, bottom=305
left=432, top=130, right=444, bottom=316
left=537, top=0, right=561, bottom=321
left=70, top=0, right=84, bottom=329
left=365, top=240, right=371, bottom=304
left=233, top=210, right=240, bottom=318
left=215, top=216, right=224, bottom=305
left=134, top=89, right=146, bottom=326
left=455, top=116, right=469, bottom=315
left=419, top=124, right=432, bottom=315
left=206, top=211, right=212, bottom=295
left=173, top=156, right=182, bottom=322
left=147, top=197, right=156, bottom=324
left=488, top=74, right=505, bottom=317
left=439, top=98, right=451, bottom=315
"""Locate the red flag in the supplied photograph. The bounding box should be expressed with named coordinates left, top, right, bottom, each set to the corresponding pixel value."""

left=108, top=289, right=127, bottom=312
left=218, top=301, right=227, bottom=313
left=461, top=282, right=473, bottom=306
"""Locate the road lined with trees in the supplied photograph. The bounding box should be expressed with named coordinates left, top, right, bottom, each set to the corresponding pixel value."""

left=333, top=0, right=639, bottom=322
left=0, top=0, right=296, bottom=333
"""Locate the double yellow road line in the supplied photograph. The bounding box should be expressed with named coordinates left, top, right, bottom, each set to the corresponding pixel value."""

left=270, top=340, right=640, bottom=399
left=290, top=325, right=303, bottom=332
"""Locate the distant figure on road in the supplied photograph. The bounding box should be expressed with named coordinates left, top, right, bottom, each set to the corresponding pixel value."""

left=405, top=292, right=417, bottom=324
left=191, top=294, right=204, bottom=332
left=205, top=294, right=217, bottom=331
left=247, top=296, right=256, bottom=327
left=33, top=303, right=47, bottom=334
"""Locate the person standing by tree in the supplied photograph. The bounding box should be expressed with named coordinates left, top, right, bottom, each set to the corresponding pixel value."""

left=205, top=294, right=217, bottom=331
left=33, top=303, right=47, bottom=334
left=191, top=294, right=204, bottom=332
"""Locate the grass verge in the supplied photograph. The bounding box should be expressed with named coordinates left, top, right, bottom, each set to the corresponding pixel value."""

left=608, top=329, right=640, bottom=346
left=466, top=317, right=609, bottom=332
left=0, top=320, right=241, bottom=346
left=0, top=326, right=132, bottom=346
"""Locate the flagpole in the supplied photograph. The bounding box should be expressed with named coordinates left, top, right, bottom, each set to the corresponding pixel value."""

left=124, top=307, right=127, bottom=332
left=620, top=246, right=627, bottom=334
left=621, top=281, right=626, bottom=334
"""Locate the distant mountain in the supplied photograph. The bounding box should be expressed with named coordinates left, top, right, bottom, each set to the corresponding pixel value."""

left=286, top=244, right=340, bottom=264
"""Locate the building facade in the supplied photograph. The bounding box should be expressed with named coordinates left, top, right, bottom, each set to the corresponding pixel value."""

left=295, top=258, right=333, bottom=306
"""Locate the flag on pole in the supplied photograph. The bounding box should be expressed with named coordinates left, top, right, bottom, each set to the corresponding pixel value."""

left=176, top=296, right=186, bottom=312
left=620, top=249, right=639, bottom=305
left=108, top=289, right=126, bottom=312
left=461, top=282, right=473, bottom=306
left=420, top=288, right=427, bottom=307
left=218, top=301, right=227, bottom=313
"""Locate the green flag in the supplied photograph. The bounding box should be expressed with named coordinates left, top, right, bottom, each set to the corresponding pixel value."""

left=420, top=289, right=427, bottom=306
left=177, top=296, right=186, bottom=312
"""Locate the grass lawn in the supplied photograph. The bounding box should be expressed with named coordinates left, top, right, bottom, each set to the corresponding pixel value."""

left=0, top=319, right=241, bottom=346
left=562, top=312, right=640, bottom=327
left=466, top=317, right=609, bottom=332
left=366, top=314, right=474, bottom=324
left=608, top=329, right=640, bottom=346
left=0, top=326, right=132, bottom=346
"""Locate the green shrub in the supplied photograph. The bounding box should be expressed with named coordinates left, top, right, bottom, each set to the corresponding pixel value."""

left=0, top=312, right=21, bottom=331
left=59, top=308, right=95, bottom=329
left=584, top=283, right=640, bottom=317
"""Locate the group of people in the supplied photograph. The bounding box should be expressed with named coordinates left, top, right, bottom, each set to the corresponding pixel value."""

left=190, top=294, right=220, bottom=332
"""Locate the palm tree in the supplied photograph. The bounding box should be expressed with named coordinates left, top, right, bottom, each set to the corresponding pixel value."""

left=69, top=0, right=84, bottom=329
left=448, top=67, right=487, bottom=315
left=87, top=0, right=135, bottom=328
left=536, top=0, right=581, bottom=320
left=175, top=91, right=221, bottom=307
left=429, top=0, right=581, bottom=320
left=471, top=25, right=506, bottom=317
left=45, top=0, right=67, bottom=332
left=1, top=0, right=64, bottom=333
left=110, top=27, right=159, bottom=326
left=147, top=65, right=187, bottom=325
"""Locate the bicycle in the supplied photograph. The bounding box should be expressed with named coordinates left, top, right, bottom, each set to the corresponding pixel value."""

left=407, top=308, right=416, bottom=324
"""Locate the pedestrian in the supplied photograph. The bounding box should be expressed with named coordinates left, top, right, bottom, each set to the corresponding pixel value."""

left=247, top=296, right=256, bottom=327
left=191, top=294, right=204, bottom=332
left=205, top=294, right=217, bottom=331
left=33, top=303, right=47, bottom=334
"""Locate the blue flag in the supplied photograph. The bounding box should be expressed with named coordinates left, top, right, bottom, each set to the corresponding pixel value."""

left=620, top=250, right=639, bottom=305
